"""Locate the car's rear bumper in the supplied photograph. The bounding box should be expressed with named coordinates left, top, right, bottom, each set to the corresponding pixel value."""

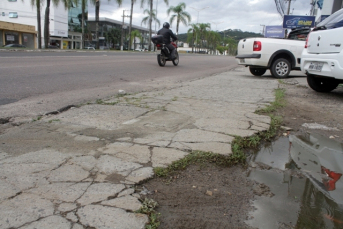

left=235, top=54, right=267, bottom=66
left=301, top=50, right=343, bottom=80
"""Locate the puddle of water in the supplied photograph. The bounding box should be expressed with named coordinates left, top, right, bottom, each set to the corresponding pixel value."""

left=246, top=133, right=343, bottom=229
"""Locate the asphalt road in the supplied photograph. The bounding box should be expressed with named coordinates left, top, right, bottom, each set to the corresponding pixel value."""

left=0, top=50, right=238, bottom=119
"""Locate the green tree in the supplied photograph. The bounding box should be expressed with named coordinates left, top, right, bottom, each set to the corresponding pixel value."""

left=187, top=23, right=199, bottom=53
left=198, top=23, right=211, bottom=51
left=167, top=2, right=191, bottom=35
left=130, top=30, right=142, bottom=50
left=207, top=30, right=221, bottom=54
left=104, top=27, right=121, bottom=49
left=141, top=0, right=168, bottom=51
left=224, top=36, right=238, bottom=56
left=30, top=0, right=43, bottom=48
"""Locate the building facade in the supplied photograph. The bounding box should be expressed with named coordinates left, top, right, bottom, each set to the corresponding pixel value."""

left=87, top=17, right=152, bottom=50
left=312, top=0, right=343, bottom=22
left=0, top=0, right=84, bottom=49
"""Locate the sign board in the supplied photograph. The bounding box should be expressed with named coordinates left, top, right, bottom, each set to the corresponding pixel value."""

left=6, top=35, right=15, bottom=41
left=320, top=15, right=330, bottom=22
left=265, top=26, right=285, bottom=38
left=283, top=15, right=315, bottom=29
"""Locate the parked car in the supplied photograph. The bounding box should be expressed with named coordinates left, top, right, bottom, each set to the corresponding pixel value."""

left=301, top=8, right=343, bottom=92
left=84, top=46, right=95, bottom=50
left=236, top=27, right=311, bottom=78
left=4, top=44, right=26, bottom=48
left=47, top=45, right=59, bottom=49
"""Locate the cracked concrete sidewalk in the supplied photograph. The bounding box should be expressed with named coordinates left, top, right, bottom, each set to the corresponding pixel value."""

left=0, top=67, right=278, bottom=229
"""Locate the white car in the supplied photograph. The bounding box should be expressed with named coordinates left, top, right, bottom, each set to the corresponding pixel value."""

left=301, top=8, right=343, bottom=92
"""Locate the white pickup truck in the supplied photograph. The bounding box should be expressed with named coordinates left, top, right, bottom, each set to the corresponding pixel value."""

left=235, top=28, right=310, bottom=78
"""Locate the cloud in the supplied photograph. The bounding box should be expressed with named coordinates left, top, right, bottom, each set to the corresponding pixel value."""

left=88, top=0, right=311, bottom=34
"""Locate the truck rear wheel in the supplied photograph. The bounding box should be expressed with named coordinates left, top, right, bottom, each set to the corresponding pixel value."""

left=307, top=74, right=339, bottom=92
left=249, top=67, right=267, bottom=76
left=270, top=58, right=291, bottom=78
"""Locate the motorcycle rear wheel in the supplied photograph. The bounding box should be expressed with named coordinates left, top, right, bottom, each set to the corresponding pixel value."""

left=157, top=54, right=166, bottom=67
left=172, top=51, right=179, bottom=66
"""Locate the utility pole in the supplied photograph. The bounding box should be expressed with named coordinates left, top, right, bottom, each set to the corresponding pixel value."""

left=120, top=10, right=130, bottom=51
left=260, top=24, right=265, bottom=35
left=286, top=0, right=292, bottom=15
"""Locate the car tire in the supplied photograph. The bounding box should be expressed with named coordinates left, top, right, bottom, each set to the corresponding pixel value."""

left=307, top=74, right=339, bottom=93
left=270, top=58, right=291, bottom=78
left=249, top=67, right=267, bottom=76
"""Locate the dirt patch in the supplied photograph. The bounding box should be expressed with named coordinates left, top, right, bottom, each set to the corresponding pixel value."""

left=140, top=78, right=343, bottom=229
left=142, top=164, right=257, bottom=229
left=277, top=81, right=343, bottom=142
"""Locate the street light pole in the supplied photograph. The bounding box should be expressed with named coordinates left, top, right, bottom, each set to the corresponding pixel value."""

left=189, top=6, right=210, bottom=24
left=211, top=21, right=224, bottom=31
left=120, top=10, right=130, bottom=51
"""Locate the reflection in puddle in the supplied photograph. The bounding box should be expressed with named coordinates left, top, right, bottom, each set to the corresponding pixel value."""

left=246, top=133, right=343, bottom=229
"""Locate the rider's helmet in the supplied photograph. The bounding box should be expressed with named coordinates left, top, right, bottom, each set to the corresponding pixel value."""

left=163, top=22, right=170, bottom=29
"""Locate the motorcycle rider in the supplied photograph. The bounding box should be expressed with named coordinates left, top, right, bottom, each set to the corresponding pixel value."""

left=157, top=22, right=178, bottom=60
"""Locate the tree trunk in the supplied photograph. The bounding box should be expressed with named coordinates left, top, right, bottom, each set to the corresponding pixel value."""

left=176, top=18, right=180, bottom=35
left=128, top=0, right=134, bottom=51
left=81, top=0, right=85, bottom=49
left=192, top=32, right=194, bottom=53
left=44, top=0, right=51, bottom=49
left=148, top=0, right=153, bottom=51
left=95, top=0, right=100, bottom=49
left=36, top=0, right=42, bottom=49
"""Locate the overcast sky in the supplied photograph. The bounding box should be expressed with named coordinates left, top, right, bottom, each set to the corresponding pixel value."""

left=88, top=0, right=312, bottom=34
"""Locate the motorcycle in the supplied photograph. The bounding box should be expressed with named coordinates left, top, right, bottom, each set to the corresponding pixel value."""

left=151, top=35, right=179, bottom=67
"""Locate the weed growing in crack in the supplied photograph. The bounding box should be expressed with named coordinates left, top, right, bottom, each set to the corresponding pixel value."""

left=154, top=151, right=244, bottom=178
left=96, top=99, right=119, bottom=105
left=48, top=119, right=60, bottom=123
left=172, top=96, right=178, bottom=101
left=32, top=116, right=43, bottom=122
left=136, top=198, right=160, bottom=229
left=256, top=88, right=285, bottom=114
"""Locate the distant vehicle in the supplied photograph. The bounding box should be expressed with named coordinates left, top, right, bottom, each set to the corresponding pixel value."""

left=47, top=45, right=59, bottom=49
left=84, top=46, right=95, bottom=50
left=152, top=35, right=179, bottom=67
left=134, top=48, right=144, bottom=51
left=4, top=44, right=26, bottom=48
left=301, top=8, right=343, bottom=92
left=235, top=27, right=311, bottom=78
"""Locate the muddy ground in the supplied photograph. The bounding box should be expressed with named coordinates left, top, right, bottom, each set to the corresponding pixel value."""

left=141, top=76, right=343, bottom=229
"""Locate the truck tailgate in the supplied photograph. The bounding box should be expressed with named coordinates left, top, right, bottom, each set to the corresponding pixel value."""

left=237, top=38, right=256, bottom=56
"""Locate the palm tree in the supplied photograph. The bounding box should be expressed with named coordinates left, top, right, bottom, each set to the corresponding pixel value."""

left=130, top=30, right=142, bottom=50
left=187, top=23, right=199, bottom=53
left=127, top=0, right=137, bottom=51
left=141, top=0, right=168, bottom=51
left=30, top=0, right=43, bottom=48
left=167, top=2, right=191, bottom=35
left=207, top=31, right=221, bottom=55
left=198, top=23, right=211, bottom=51
left=141, top=9, right=160, bottom=31
left=43, top=0, right=71, bottom=49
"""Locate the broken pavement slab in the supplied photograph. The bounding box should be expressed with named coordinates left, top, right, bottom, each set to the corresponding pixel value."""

left=0, top=67, right=278, bottom=228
